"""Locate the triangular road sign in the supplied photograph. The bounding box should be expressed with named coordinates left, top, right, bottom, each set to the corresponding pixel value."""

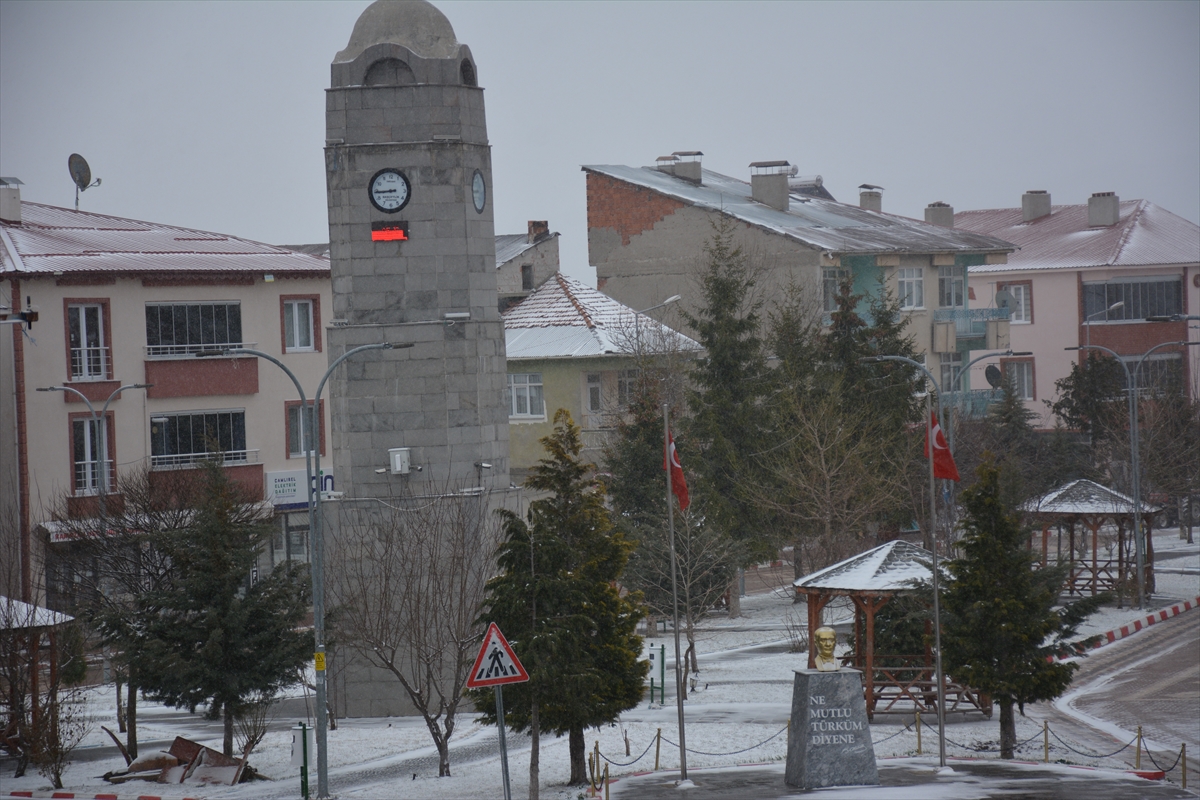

left=466, top=623, right=530, bottom=688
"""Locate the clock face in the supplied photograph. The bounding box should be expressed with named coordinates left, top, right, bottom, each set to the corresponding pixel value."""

left=369, top=168, right=411, bottom=213
left=472, top=170, right=486, bottom=213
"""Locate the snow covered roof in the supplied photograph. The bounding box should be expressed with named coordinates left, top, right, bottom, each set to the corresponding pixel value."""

left=1020, top=479, right=1160, bottom=516
left=503, top=273, right=700, bottom=360
left=793, top=540, right=935, bottom=593
left=0, top=596, right=74, bottom=630
left=1, top=202, right=329, bottom=278
left=582, top=165, right=1015, bottom=256
left=957, top=200, right=1200, bottom=274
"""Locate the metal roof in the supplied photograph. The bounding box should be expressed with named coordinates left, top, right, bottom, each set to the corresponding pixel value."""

left=957, top=200, right=1200, bottom=274
left=1020, top=479, right=1160, bottom=516
left=793, top=540, right=936, bottom=593
left=582, top=165, right=1014, bottom=256
left=1, top=202, right=330, bottom=277
left=494, top=233, right=540, bottom=267
left=503, top=272, right=700, bottom=360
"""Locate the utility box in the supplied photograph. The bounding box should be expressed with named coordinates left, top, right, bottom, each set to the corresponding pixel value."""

left=986, top=318, right=1010, bottom=350
left=933, top=321, right=957, bottom=354
left=388, top=447, right=411, bottom=475
left=291, top=724, right=315, bottom=767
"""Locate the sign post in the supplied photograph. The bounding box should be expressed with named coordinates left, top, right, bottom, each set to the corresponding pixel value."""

left=466, top=623, right=530, bottom=800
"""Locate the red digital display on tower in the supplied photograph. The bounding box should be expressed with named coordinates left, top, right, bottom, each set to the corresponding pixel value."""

left=371, top=221, right=409, bottom=242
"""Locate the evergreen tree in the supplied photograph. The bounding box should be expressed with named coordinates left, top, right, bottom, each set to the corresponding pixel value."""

left=139, top=461, right=313, bottom=756
left=1048, top=352, right=1127, bottom=441
left=941, top=456, right=1105, bottom=758
left=474, top=410, right=647, bottom=786
left=681, top=217, right=774, bottom=561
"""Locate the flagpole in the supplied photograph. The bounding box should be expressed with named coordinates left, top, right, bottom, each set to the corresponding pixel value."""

left=663, top=403, right=687, bottom=782
left=927, top=392, right=947, bottom=768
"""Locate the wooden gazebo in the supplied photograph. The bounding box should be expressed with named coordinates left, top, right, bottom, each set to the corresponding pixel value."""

left=1020, top=479, right=1159, bottom=604
left=794, top=541, right=989, bottom=719
left=0, top=596, right=75, bottom=769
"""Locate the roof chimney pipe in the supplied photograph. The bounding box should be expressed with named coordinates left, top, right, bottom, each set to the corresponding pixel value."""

left=527, top=220, right=549, bottom=244
left=0, top=178, right=22, bottom=224
left=750, top=161, right=790, bottom=211
left=1022, top=190, right=1051, bottom=222
left=1088, top=192, right=1120, bottom=227
left=859, top=187, right=883, bottom=213
left=925, top=201, right=954, bottom=228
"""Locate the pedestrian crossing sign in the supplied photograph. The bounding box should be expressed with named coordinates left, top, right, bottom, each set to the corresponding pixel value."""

left=466, top=623, right=529, bottom=688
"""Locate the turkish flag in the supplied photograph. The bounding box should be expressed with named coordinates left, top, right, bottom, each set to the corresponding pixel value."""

left=663, top=431, right=690, bottom=511
left=924, top=411, right=961, bottom=482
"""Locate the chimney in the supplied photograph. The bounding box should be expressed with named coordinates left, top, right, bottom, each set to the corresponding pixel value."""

left=527, top=220, right=549, bottom=244
left=1022, top=190, right=1051, bottom=222
left=655, top=155, right=678, bottom=176
left=750, top=161, right=790, bottom=212
left=0, top=177, right=22, bottom=224
left=925, top=201, right=954, bottom=228
left=1088, top=192, right=1120, bottom=227
left=859, top=190, right=882, bottom=212
left=671, top=151, right=703, bottom=184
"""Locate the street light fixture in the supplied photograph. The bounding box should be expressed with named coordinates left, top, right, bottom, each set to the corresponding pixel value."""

left=37, top=383, right=153, bottom=520
left=197, top=341, right=410, bottom=799
left=633, top=295, right=681, bottom=359
left=943, top=350, right=1033, bottom=451
left=1084, top=301, right=1124, bottom=348
left=1065, top=340, right=1198, bottom=609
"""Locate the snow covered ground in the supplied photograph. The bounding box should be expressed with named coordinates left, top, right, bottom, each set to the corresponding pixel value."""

left=3, top=529, right=1196, bottom=799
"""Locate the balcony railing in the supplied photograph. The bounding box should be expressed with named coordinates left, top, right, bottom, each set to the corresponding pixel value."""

left=73, top=459, right=116, bottom=496
left=144, top=342, right=254, bottom=359
left=150, top=449, right=259, bottom=470
left=932, top=307, right=1009, bottom=338
left=941, top=388, right=1004, bottom=418
left=70, top=347, right=111, bottom=381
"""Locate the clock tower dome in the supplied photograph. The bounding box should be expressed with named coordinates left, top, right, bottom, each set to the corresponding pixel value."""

left=323, top=0, right=508, bottom=495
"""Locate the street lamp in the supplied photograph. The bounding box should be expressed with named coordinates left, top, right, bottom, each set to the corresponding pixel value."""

left=37, top=383, right=153, bottom=520
left=197, top=341, right=408, bottom=799
left=633, top=295, right=681, bottom=359
left=1085, top=300, right=1124, bottom=348
left=943, top=350, right=1033, bottom=451
left=859, top=354, right=949, bottom=768
left=1065, top=339, right=1198, bottom=609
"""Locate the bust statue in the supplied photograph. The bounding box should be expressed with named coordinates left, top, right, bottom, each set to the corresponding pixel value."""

left=813, top=626, right=839, bottom=671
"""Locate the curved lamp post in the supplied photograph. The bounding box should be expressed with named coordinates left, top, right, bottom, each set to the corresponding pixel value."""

left=1065, top=339, right=1198, bottom=609
left=198, top=341, right=408, bottom=799
left=1085, top=300, right=1124, bottom=349
left=633, top=295, right=681, bottom=359
left=37, top=383, right=153, bottom=520
left=942, top=349, right=1032, bottom=451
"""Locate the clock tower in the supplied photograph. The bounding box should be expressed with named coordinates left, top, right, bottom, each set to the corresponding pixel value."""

left=323, top=0, right=508, bottom=496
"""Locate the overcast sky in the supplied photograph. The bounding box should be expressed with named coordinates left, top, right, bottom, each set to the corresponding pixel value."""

left=2, top=1, right=1197, bottom=285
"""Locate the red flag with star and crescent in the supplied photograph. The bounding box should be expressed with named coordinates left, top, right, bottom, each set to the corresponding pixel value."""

left=664, top=431, right=690, bottom=511
left=924, top=411, right=960, bottom=482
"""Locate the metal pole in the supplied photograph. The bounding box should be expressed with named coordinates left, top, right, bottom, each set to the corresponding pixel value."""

left=496, top=685, right=512, bottom=800
left=662, top=403, right=687, bottom=781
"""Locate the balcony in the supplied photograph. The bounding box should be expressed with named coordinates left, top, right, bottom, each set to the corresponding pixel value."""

left=932, top=307, right=1010, bottom=339
left=70, top=347, right=111, bottom=381
left=942, top=389, right=1004, bottom=418
left=150, top=449, right=260, bottom=470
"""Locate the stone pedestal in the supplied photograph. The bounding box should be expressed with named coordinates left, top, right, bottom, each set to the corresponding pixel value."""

left=785, top=668, right=879, bottom=789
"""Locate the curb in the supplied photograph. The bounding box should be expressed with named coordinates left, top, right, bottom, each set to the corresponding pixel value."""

left=1056, top=596, right=1199, bottom=661
left=2, top=793, right=204, bottom=800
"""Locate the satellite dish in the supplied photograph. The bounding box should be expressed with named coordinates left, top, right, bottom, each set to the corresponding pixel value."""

left=68, top=154, right=91, bottom=191
left=995, top=289, right=1016, bottom=311
left=985, top=364, right=1003, bottom=389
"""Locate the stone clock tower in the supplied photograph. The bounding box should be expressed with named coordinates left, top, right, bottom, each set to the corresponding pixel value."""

left=323, top=0, right=508, bottom=496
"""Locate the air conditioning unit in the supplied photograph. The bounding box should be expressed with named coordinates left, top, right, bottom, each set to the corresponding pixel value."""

left=388, top=447, right=411, bottom=475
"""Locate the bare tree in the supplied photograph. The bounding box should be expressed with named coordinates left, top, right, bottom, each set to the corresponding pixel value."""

left=328, top=486, right=502, bottom=777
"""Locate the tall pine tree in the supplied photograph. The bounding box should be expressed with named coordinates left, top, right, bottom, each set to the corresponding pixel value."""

left=475, top=410, right=647, bottom=787
left=941, top=455, right=1105, bottom=758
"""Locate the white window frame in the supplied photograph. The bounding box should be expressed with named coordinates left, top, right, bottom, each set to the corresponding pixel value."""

left=287, top=401, right=319, bottom=457
left=1001, top=283, right=1031, bottom=324
left=284, top=299, right=315, bottom=352
left=823, top=268, right=850, bottom=312
left=145, top=301, right=244, bottom=358
left=150, top=409, right=251, bottom=468
left=940, top=352, right=963, bottom=393
left=507, top=373, right=545, bottom=419
left=1083, top=277, right=1183, bottom=322
left=68, top=303, right=107, bottom=380
left=72, top=417, right=109, bottom=496
left=938, top=265, right=965, bottom=308
left=1005, top=361, right=1034, bottom=401
left=586, top=373, right=603, bottom=413
left=897, top=268, right=924, bottom=310
left=617, top=369, right=638, bottom=408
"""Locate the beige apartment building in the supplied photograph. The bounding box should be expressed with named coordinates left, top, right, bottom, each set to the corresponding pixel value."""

left=1, top=187, right=332, bottom=605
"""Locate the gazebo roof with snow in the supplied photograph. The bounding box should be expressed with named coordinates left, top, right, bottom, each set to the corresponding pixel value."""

left=793, top=540, right=935, bottom=594
left=0, top=596, right=74, bottom=630
left=1020, top=479, right=1160, bottom=517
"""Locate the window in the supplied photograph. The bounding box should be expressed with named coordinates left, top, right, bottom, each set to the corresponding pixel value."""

left=71, top=415, right=111, bottom=495
left=897, top=268, right=924, bottom=310
left=281, top=295, right=321, bottom=353
left=823, top=268, right=850, bottom=312
left=617, top=369, right=638, bottom=408
left=1003, top=359, right=1035, bottom=401
left=67, top=302, right=108, bottom=380
left=1121, top=353, right=1183, bottom=393
left=507, top=373, right=544, bottom=418
left=1083, top=277, right=1182, bottom=322
left=940, top=352, right=963, bottom=393
left=521, top=264, right=534, bottom=292
left=586, top=373, right=602, bottom=413
left=286, top=400, right=324, bottom=458
left=938, top=265, right=964, bottom=308
left=151, top=410, right=248, bottom=467
left=999, top=282, right=1032, bottom=324
left=145, top=302, right=243, bottom=357
left=271, top=511, right=309, bottom=565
